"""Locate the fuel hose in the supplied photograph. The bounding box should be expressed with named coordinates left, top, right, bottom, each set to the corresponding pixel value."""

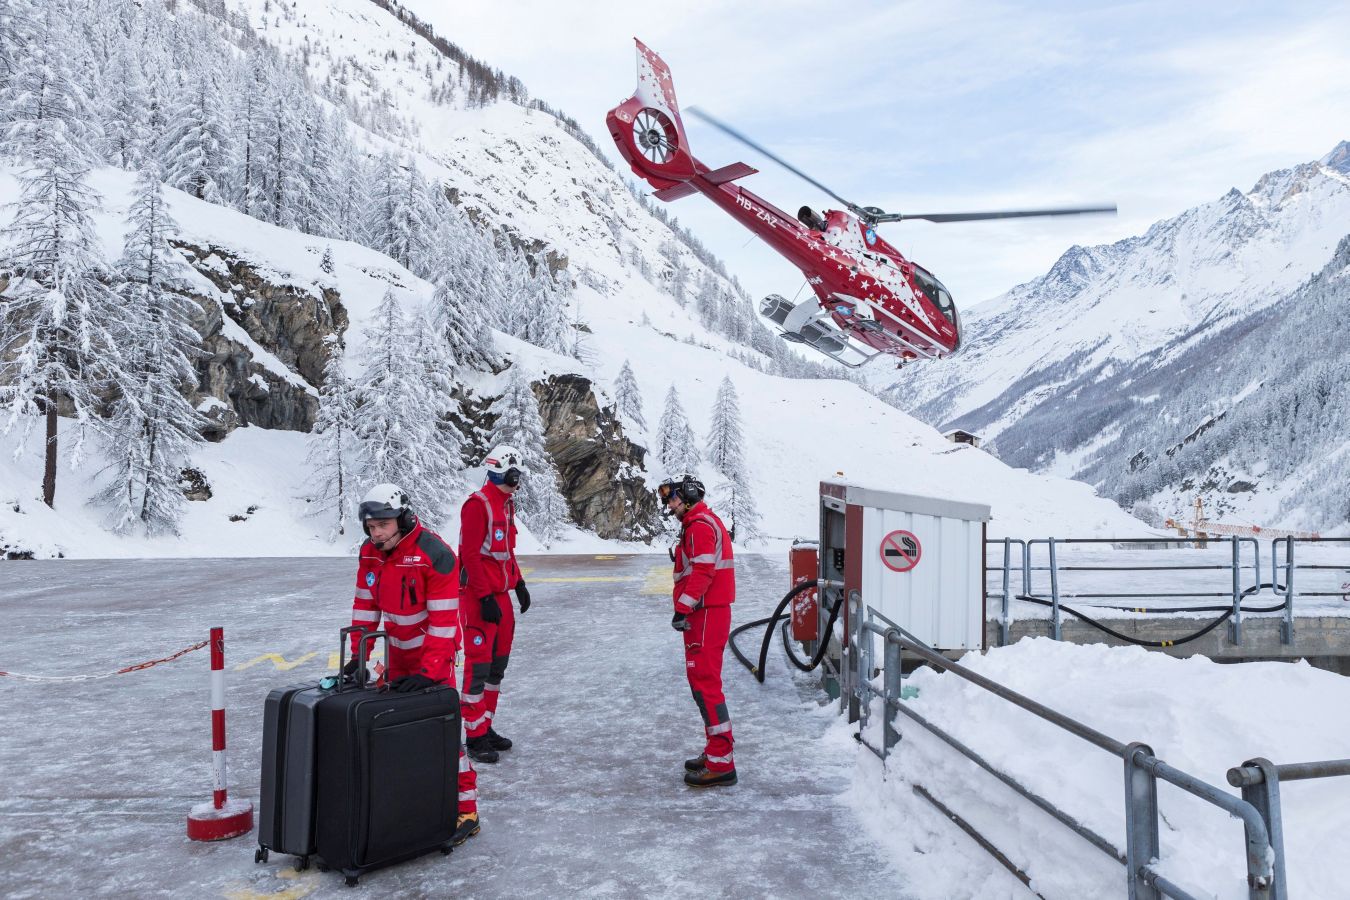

left=730, top=579, right=844, bottom=682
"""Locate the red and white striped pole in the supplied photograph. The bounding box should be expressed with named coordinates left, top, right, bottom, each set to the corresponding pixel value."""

left=187, top=626, right=254, bottom=841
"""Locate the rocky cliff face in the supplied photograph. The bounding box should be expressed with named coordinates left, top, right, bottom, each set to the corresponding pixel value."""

left=461, top=372, right=661, bottom=542
left=532, top=374, right=661, bottom=543
left=166, top=246, right=658, bottom=542
left=176, top=242, right=343, bottom=439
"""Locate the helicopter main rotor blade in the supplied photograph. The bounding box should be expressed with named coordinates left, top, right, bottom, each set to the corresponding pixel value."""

left=894, top=205, right=1117, bottom=224
left=686, top=106, right=859, bottom=213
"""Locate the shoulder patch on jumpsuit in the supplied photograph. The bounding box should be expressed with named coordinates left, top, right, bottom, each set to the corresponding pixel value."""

left=417, top=531, right=458, bottom=575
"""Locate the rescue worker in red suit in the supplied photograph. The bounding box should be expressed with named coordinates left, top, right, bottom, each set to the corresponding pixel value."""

left=458, top=445, right=532, bottom=764
left=346, top=483, right=481, bottom=845
left=660, top=474, right=738, bottom=787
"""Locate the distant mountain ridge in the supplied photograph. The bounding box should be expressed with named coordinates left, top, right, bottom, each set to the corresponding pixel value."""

left=902, top=141, right=1350, bottom=532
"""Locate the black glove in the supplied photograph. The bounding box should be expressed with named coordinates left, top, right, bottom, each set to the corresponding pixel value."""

left=515, top=579, right=531, bottom=613
left=342, top=656, right=363, bottom=680
left=672, top=612, right=691, bottom=632
left=480, top=594, right=502, bottom=624
left=390, top=673, right=437, bottom=693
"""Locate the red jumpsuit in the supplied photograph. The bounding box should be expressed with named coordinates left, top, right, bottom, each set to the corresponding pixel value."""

left=458, top=484, right=522, bottom=740
left=349, top=519, right=477, bottom=815
left=673, top=501, right=737, bottom=772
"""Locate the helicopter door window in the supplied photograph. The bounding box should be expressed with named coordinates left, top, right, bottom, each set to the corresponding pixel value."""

left=913, top=265, right=957, bottom=324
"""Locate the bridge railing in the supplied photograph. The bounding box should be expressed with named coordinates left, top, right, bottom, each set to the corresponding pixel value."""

left=986, top=536, right=1264, bottom=645
left=1270, top=537, right=1350, bottom=644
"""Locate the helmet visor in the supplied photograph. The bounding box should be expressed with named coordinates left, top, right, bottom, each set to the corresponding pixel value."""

left=358, top=501, right=399, bottom=523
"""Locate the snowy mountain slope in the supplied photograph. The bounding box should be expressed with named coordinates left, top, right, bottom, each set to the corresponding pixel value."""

left=906, top=146, right=1350, bottom=432
left=900, top=143, right=1350, bottom=531
left=223, top=0, right=752, bottom=325
left=0, top=161, right=1151, bottom=558
left=0, top=0, right=1157, bottom=557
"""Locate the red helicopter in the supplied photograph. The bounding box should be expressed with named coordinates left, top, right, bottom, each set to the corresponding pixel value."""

left=606, top=39, right=1115, bottom=367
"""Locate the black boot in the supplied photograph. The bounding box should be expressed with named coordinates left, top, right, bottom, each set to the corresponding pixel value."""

left=684, top=767, right=737, bottom=787
left=452, top=812, right=480, bottom=846
left=466, top=734, right=499, bottom=764
left=486, top=727, right=513, bottom=752
left=684, top=753, right=706, bottom=773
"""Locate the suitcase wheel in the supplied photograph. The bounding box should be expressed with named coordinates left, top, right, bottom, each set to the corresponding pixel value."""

left=254, top=847, right=269, bottom=864
left=295, top=855, right=310, bottom=872
left=345, top=875, right=360, bottom=887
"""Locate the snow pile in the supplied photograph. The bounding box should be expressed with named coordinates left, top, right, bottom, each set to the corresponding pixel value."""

left=848, top=639, right=1350, bottom=898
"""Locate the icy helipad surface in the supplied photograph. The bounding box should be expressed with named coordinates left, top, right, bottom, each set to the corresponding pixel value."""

left=0, top=554, right=930, bottom=898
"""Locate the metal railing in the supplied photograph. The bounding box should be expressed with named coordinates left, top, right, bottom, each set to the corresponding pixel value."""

left=987, top=536, right=1266, bottom=645
left=846, top=596, right=1277, bottom=899
left=1270, top=537, right=1350, bottom=644
left=1226, top=757, right=1350, bottom=900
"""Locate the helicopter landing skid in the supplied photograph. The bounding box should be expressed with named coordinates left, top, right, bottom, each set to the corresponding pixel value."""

left=773, top=298, right=884, bottom=368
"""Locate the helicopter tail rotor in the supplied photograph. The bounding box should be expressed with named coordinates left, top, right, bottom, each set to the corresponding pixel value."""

left=606, top=39, right=698, bottom=190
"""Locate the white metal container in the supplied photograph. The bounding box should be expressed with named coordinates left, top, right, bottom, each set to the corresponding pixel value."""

left=821, top=480, right=990, bottom=651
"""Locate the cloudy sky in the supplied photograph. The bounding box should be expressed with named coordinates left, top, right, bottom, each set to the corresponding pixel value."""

left=403, top=1, right=1350, bottom=307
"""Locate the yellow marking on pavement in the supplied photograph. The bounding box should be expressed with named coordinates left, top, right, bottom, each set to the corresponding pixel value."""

left=594, top=554, right=617, bottom=560
left=642, top=564, right=672, bottom=596
left=528, top=576, right=637, bottom=583
left=223, top=868, right=319, bottom=899
left=518, top=566, right=536, bottom=576
left=234, top=651, right=319, bottom=672
left=328, top=652, right=340, bottom=670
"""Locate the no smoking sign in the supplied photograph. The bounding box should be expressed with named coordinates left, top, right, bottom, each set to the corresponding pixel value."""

left=880, top=530, right=922, bottom=573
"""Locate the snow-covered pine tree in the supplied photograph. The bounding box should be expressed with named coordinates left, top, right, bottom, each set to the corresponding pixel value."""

left=296, top=108, right=341, bottom=238
left=100, top=39, right=149, bottom=169
left=93, top=161, right=205, bottom=535
left=520, top=267, right=574, bottom=357
left=613, top=359, right=645, bottom=430
left=388, top=161, right=436, bottom=275
left=670, top=256, right=689, bottom=307
left=706, top=376, right=744, bottom=475
left=233, top=50, right=272, bottom=218
left=655, top=384, right=699, bottom=476
left=493, top=246, right=530, bottom=336
left=306, top=335, right=361, bottom=541
left=695, top=271, right=721, bottom=328
left=351, top=289, right=459, bottom=530
left=159, top=68, right=230, bottom=205
left=259, top=78, right=304, bottom=231
left=403, top=304, right=464, bottom=528
left=426, top=211, right=496, bottom=372
left=718, top=476, right=763, bottom=543
left=0, top=1, right=118, bottom=507
left=319, top=245, right=335, bottom=275
left=361, top=152, right=402, bottom=260
left=488, top=365, right=568, bottom=545
left=705, top=376, right=760, bottom=542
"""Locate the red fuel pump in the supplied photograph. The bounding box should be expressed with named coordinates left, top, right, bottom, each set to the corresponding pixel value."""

left=789, top=540, right=819, bottom=642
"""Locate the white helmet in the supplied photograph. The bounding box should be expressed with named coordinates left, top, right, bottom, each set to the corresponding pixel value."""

left=358, top=483, right=414, bottom=534
left=483, top=445, right=525, bottom=486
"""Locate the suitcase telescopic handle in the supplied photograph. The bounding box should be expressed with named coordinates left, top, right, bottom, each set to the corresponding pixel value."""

left=337, top=627, right=391, bottom=691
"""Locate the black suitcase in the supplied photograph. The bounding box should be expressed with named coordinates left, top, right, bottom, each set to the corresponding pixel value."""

left=257, top=628, right=462, bottom=884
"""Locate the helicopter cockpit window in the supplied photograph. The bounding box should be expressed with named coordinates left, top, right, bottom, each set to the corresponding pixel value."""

left=912, top=265, right=957, bottom=325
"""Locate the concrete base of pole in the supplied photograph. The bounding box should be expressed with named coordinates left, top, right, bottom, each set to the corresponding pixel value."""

left=186, top=798, right=254, bottom=841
